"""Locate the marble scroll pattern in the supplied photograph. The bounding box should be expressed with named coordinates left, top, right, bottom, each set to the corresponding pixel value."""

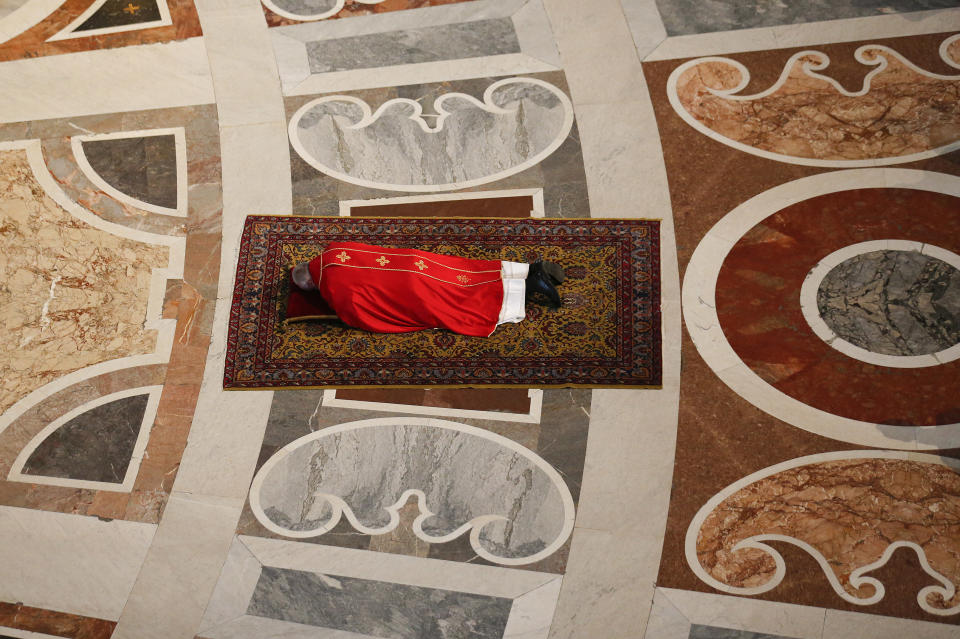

left=262, top=0, right=383, bottom=22
left=289, top=76, right=574, bottom=192
left=0, top=147, right=169, bottom=419
left=816, top=249, right=960, bottom=358
left=686, top=452, right=960, bottom=616
left=250, top=417, right=576, bottom=566
left=667, top=34, right=960, bottom=166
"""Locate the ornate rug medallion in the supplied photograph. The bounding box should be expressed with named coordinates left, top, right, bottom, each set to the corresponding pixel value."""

left=224, top=217, right=661, bottom=388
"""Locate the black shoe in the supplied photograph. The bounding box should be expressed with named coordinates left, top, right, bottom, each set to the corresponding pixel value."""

left=541, top=261, right=565, bottom=285
left=527, top=261, right=562, bottom=308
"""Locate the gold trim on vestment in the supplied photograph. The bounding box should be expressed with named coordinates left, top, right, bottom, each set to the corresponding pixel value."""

left=317, top=246, right=503, bottom=288
left=320, top=246, right=502, bottom=274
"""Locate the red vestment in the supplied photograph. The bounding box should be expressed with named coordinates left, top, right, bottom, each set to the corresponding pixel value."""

left=308, top=242, right=506, bottom=337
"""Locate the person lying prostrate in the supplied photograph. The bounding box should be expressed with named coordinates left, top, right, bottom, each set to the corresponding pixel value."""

left=290, top=242, right=565, bottom=337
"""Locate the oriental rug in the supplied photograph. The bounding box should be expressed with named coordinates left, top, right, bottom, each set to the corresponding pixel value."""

left=224, top=216, right=661, bottom=389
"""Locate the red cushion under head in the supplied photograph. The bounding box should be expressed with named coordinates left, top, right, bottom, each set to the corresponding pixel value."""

left=285, top=286, right=338, bottom=322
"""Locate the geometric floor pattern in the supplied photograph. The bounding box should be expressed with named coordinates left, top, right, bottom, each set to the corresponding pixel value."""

left=0, top=1, right=957, bottom=638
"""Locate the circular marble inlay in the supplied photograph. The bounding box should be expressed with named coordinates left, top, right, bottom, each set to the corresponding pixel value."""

left=817, top=249, right=960, bottom=357
left=800, top=240, right=960, bottom=368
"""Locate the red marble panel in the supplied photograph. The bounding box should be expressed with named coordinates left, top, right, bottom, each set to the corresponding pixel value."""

left=716, top=188, right=960, bottom=426
left=0, top=602, right=115, bottom=638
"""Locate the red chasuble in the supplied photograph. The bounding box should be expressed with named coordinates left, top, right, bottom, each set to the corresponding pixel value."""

left=308, top=242, right=506, bottom=337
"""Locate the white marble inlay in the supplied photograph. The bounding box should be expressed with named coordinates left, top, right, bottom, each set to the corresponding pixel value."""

left=685, top=450, right=960, bottom=616
left=0, top=506, right=156, bottom=620
left=666, top=36, right=960, bottom=168
left=289, top=76, right=574, bottom=192
left=71, top=128, right=188, bottom=217
left=46, top=0, right=172, bottom=41
left=250, top=417, right=575, bottom=566
left=0, top=0, right=62, bottom=43
left=800, top=240, right=960, bottom=368
left=7, top=385, right=162, bottom=491
left=682, top=168, right=960, bottom=450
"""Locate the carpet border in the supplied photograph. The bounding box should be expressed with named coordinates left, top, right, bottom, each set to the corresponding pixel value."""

left=225, top=215, right=663, bottom=390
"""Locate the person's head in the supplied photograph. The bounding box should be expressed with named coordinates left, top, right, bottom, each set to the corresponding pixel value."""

left=291, top=261, right=316, bottom=291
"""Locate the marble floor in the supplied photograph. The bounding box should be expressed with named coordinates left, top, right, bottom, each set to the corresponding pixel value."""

left=0, top=1, right=958, bottom=638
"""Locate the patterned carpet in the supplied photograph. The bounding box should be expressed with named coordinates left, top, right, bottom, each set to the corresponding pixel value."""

left=224, top=216, right=661, bottom=388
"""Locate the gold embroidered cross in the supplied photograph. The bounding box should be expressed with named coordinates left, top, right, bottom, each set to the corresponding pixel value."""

left=376, top=256, right=390, bottom=266
left=457, top=274, right=470, bottom=284
left=414, top=259, right=428, bottom=270
left=123, top=3, right=140, bottom=14
left=336, top=251, right=351, bottom=262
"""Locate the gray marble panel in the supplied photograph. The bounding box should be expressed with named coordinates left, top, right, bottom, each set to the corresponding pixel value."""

left=689, top=625, right=796, bottom=639
left=306, top=18, right=521, bottom=73
left=23, top=394, right=149, bottom=483
left=248, top=566, right=512, bottom=639
left=75, top=0, right=162, bottom=31
left=654, top=0, right=960, bottom=36
left=81, top=134, right=177, bottom=209
left=817, top=250, right=960, bottom=356
left=291, top=76, right=571, bottom=191
left=255, top=421, right=570, bottom=562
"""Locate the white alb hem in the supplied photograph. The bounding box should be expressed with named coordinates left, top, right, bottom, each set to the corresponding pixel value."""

left=497, top=261, right=528, bottom=325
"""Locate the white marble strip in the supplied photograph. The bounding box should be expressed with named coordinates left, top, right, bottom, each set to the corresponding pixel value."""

left=70, top=128, right=188, bottom=217
left=112, top=493, right=244, bottom=639
left=7, top=385, right=163, bottom=492
left=0, top=38, right=214, bottom=124
left=0, top=506, right=156, bottom=621
left=46, top=0, right=172, bottom=41
left=541, top=1, right=680, bottom=638
left=284, top=53, right=560, bottom=97
left=617, top=0, right=668, bottom=59
left=338, top=188, right=546, bottom=218
left=681, top=168, right=960, bottom=450
left=645, top=7, right=960, bottom=61
left=320, top=388, right=545, bottom=423
left=113, top=2, right=288, bottom=637
left=240, top=535, right=561, bottom=598
left=647, top=588, right=826, bottom=639
left=0, top=0, right=63, bottom=43
left=195, top=1, right=286, bottom=128
left=200, top=615, right=378, bottom=639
